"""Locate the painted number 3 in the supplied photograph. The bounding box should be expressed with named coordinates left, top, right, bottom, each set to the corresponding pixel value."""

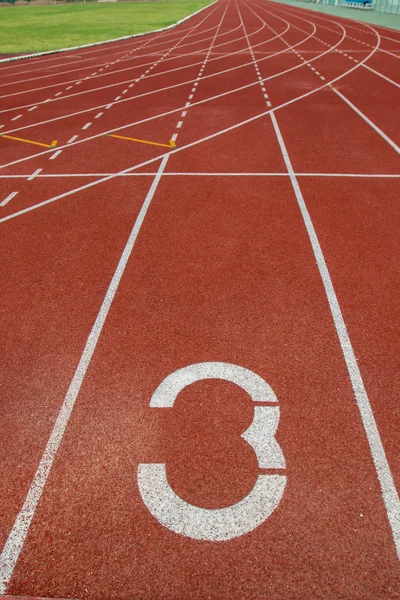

left=137, top=362, right=287, bottom=541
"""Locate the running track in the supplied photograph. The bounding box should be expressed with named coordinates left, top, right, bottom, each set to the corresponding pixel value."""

left=0, top=1, right=399, bottom=598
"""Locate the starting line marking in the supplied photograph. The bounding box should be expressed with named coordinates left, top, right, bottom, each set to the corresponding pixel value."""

left=107, top=133, right=177, bottom=148
left=0, top=134, right=57, bottom=149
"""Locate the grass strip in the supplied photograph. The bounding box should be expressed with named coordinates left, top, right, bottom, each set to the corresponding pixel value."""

left=0, top=0, right=212, bottom=54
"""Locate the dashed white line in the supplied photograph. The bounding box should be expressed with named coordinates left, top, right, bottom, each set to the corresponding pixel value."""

left=95, top=112, right=103, bottom=119
left=11, top=115, right=22, bottom=121
left=82, top=122, right=92, bottom=130
left=67, top=135, right=79, bottom=144
left=28, top=106, right=37, bottom=112
left=176, top=121, right=183, bottom=129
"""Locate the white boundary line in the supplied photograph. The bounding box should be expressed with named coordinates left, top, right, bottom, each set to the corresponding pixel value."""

left=0, top=172, right=399, bottom=178
left=333, top=88, right=400, bottom=153
left=0, top=1, right=218, bottom=66
left=270, top=109, right=400, bottom=559
left=0, top=154, right=170, bottom=594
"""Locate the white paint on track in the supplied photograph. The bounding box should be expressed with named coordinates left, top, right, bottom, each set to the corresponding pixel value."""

left=0, top=191, right=18, bottom=207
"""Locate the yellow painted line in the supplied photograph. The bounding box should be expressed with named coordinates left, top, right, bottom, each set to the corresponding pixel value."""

left=0, top=134, right=57, bottom=149
left=107, top=133, right=176, bottom=149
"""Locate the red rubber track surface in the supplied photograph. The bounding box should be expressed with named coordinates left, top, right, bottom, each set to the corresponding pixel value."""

left=0, top=1, right=399, bottom=599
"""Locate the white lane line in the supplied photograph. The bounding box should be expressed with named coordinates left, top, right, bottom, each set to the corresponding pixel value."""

left=28, top=106, right=37, bottom=112
left=0, top=172, right=398, bottom=179
left=362, top=64, right=400, bottom=90
left=333, top=88, right=400, bottom=155
left=0, top=154, right=170, bottom=595
left=105, top=103, right=113, bottom=109
left=270, top=110, right=400, bottom=560
left=27, top=168, right=42, bottom=181
left=95, top=112, right=104, bottom=119
left=176, top=121, right=183, bottom=128
left=171, top=133, right=178, bottom=142
left=67, top=135, right=79, bottom=144
left=181, top=111, right=187, bottom=118
left=0, top=125, right=4, bottom=129
left=82, top=122, right=92, bottom=130
left=66, top=86, right=73, bottom=91
left=0, top=191, right=18, bottom=207
left=55, top=91, right=63, bottom=97
left=11, top=115, right=22, bottom=121
left=114, top=96, right=121, bottom=101
left=49, top=149, right=62, bottom=160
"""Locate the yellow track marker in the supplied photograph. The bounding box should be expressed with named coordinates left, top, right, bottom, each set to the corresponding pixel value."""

left=0, top=134, right=57, bottom=149
left=107, top=133, right=176, bottom=149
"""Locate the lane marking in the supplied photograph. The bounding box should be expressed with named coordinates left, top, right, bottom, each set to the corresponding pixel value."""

left=11, top=115, right=22, bottom=121
left=270, top=110, right=400, bottom=559
left=67, top=135, right=79, bottom=144
left=0, top=134, right=57, bottom=149
left=82, top=122, right=92, bottom=130
left=28, top=106, right=37, bottom=112
left=333, top=88, right=400, bottom=155
left=0, top=191, right=18, bottom=207
left=0, top=155, right=170, bottom=595
left=1, top=172, right=399, bottom=179
left=27, top=168, right=42, bottom=181
left=107, top=133, right=176, bottom=148
left=49, top=149, right=62, bottom=160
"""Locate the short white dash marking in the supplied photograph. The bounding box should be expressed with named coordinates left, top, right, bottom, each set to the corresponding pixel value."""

left=11, top=115, right=22, bottom=121
left=82, top=122, right=92, bottom=130
left=0, top=191, right=18, bottom=207
left=185, top=102, right=191, bottom=108
left=67, top=135, right=79, bottom=144
left=28, top=168, right=42, bottom=181
left=114, top=96, right=121, bottom=101
left=95, top=112, right=103, bottom=119
left=49, top=149, right=62, bottom=160
left=105, top=103, right=113, bottom=109
left=176, top=121, right=183, bottom=129
left=55, top=92, right=62, bottom=97
left=28, top=106, right=37, bottom=112
left=171, top=133, right=178, bottom=142
left=181, top=111, right=187, bottom=118
left=66, top=86, right=73, bottom=91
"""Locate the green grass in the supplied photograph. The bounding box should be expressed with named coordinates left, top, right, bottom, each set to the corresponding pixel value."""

left=0, top=0, right=213, bottom=53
